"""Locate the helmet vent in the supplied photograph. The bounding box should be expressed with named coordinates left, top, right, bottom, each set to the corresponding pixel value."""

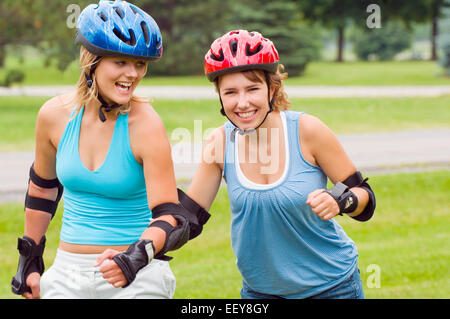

left=210, top=49, right=224, bottom=61
left=246, top=43, right=263, bottom=56
left=114, top=7, right=124, bottom=19
left=141, top=21, right=150, bottom=46
left=230, top=40, right=238, bottom=57
left=113, top=28, right=136, bottom=46
left=98, top=12, right=108, bottom=22
left=129, top=5, right=140, bottom=15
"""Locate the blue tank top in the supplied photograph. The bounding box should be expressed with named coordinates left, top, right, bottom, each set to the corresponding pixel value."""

left=56, top=106, right=151, bottom=245
left=223, top=111, right=358, bottom=298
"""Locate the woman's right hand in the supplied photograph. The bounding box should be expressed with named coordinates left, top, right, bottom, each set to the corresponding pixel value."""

left=22, top=272, right=41, bottom=299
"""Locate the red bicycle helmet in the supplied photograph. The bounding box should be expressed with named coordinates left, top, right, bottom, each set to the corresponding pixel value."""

left=204, top=30, right=279, bottom=82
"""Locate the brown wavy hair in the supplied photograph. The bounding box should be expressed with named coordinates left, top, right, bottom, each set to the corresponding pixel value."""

left=214, top=64, right=290, bottom=111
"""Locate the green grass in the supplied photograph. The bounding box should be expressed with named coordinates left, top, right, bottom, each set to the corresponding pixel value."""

left=0, top=97, right=47, bottom=151
left=284, top=61, right=450, bottom=86
left=1, top=96, right=449, bottom=151
left=1, top=171, right=449, bottom=298
left=2, top=52, right=450, bottom=86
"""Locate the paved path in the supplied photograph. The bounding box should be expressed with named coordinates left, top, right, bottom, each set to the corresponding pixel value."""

left=1, top=129, right=449, bottom=203
left=1, top=85, right=450, bottom=98
left=1, top=85, right=449, bottom=202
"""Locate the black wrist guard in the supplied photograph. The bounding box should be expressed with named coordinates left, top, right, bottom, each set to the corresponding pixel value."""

left=325, top=182, right=358, bottom=214
left=11, top=236, right=46, bottom=295
left=113, top=239, right=154, bottom=288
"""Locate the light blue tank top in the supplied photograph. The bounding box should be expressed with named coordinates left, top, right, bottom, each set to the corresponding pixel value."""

left=56, top=106, right=151, bottom=245
left=223, top=111, right=358, bottom=298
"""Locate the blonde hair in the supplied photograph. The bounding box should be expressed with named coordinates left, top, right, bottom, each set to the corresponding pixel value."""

left=68, top=46, right=149, bottom=119
left=214, top=64, right=290, bottom=111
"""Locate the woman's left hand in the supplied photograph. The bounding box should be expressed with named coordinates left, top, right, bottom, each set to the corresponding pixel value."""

left=306, top=189, right=340, bottom=221
left=94, top=249, right=127, bottom=288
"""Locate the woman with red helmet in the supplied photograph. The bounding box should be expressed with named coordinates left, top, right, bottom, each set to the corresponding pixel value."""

left=187, top=30, right=376, bottom=298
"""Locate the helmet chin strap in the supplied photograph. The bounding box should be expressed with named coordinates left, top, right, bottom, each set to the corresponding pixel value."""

left=96, top=94, right=122, bottom=122
left=85, top=57, right=122, bottom=122
left=219, top=71, right=275, bottom=142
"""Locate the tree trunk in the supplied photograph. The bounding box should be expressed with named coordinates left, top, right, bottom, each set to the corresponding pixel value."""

left=431, top=14, right=438, bottom=61
left=0, top=44, right=5, bottom=68
left=336, top=26, right=344, bottom=62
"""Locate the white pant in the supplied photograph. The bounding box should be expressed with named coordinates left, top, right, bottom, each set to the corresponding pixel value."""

left=41, top=249, right=176, bottom=299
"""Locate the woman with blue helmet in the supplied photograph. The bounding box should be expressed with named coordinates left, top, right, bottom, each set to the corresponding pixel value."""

left=11, top=0, right=186, bottom=299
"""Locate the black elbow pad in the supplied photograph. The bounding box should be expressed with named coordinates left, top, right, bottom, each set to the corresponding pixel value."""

left=24, top=163, right=63, bottom=219
left=150, top=202, right=191, bottom=260
left=342, top=171, right=376, bottom=222
left=149, top=190, right=211, bottom=260
left=177, top=188, right=210, bottom=239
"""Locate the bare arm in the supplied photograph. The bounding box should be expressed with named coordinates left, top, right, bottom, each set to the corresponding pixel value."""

left=21, top=98, right=62, bottom=299
left=26, top=100, right=62, bottom=240
left=140, top=114, right=179, bottom=253
left=133, top=106, right=179, bottom=252
left=301, top=114, right=369, bottom=220
left=187, top=127, right=225, bottom=211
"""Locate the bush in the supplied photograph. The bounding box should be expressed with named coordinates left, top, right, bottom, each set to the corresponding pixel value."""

left=0, top=69, right=25, bottom=87
left=352, top=22, right=412, bottom=61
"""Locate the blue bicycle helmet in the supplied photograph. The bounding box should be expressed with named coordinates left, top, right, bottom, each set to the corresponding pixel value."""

left=75, top=0, right=162, bottom=60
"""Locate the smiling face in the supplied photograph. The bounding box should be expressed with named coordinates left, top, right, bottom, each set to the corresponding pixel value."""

left=218, top=71, right=274, bottom=131
left=94, top=56, right=148, bottom=105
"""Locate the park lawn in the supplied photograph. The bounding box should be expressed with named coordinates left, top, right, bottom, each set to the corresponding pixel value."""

left=2, top=54, right=450, bottom=86
left=0, top=96, right=449, bottom=151
left=0, top=170, right=449, bottom=299
left=284, top=60, right=450, bottom=86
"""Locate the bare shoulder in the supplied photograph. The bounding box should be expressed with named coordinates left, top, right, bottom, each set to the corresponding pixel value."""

left=128, top=100, right=170, bottom=164
left=299, top=113, right=331, bottom=138
left=298, top=113, right=338, bottom=146
left=299, top=114, right=355, bottom=182
left=36, top=93, right=75, bottom=147
left=129, top=100, right=165, bottom=136
left=298, top=113, right=342, bottom=163
left=34, top=93, right=76, bottom=175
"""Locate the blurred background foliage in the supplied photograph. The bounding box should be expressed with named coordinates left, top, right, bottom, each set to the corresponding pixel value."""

left=0, top=0, right=450, bottom=85
left=351, top=21, right=412, bottom=61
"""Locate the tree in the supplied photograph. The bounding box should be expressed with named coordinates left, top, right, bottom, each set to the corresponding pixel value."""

left=1, top=0, right=229, bottom=75
left=0, top=0, right=41, bottom=67
left=296, top=0, right=366, bottom=62
left=36, top=0, right=92, bottom=70
left=137, top=0, right=230, bottom=76
left=438, top=2, right=450, bottom=74
left=374, top=0, right=450, bottom=61
left=0, top=0, right=92, bottom=70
